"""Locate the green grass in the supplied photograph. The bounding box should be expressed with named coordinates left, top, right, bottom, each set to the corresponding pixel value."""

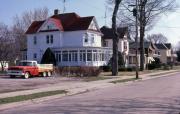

left=84, top=76, right=115, bottom=82
left=110, top=78, right=141, bottom=84
left=0, top=90, right=67, bottom=105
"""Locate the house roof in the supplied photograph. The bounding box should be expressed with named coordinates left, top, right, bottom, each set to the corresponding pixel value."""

left=26, top=12, right=97, bottom=34
left=26, top=21, right=45, bottom=34
left=100, top=26, right=128, bottom=39
left=129, top=42, right=156, bottom=50
left=164, top=43, right=172, bottom=49
left=155, top=43, right=168, bottom=49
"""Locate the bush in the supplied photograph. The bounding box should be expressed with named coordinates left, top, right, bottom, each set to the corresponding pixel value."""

left=147, top=57, right=162, bottom=70
left=126, top=67, right=136, bottom=72
left=162, top=64, right=170, bottom=70
left=118, top=67, right=136, bottom=72
left=100, top=66, right=111, bottom=72
left=54, top=66, right=102, bottom=77
left=118, top=67, right=126, bottom=72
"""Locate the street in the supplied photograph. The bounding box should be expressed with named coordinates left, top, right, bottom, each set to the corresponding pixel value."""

left=1, top=73, right=180, bottom=114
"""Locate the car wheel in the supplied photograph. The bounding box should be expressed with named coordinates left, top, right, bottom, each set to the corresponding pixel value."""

left=47, top=71, right=51, bottom=77
left=42, top=72, right=46, bottom=77
left=24, top=72, right=30, bottom=79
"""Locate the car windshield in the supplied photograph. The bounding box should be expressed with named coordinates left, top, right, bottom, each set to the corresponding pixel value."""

left=18, top=62, right=33, bottom=66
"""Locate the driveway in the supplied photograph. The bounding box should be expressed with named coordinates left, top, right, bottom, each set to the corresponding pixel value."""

left=1, top=72, right=180, bottom=114
left=0, top=75, right=83, bottom=93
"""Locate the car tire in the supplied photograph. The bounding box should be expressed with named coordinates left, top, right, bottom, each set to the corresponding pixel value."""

left=47, top=71, right=52, bottom=77
left=42, top=72, right=46, bottom=77
left=24, top=72, right=30, bottom=79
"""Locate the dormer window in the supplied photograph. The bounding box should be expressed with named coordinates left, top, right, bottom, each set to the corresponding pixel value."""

left=47, top=25, right=50, bottom=30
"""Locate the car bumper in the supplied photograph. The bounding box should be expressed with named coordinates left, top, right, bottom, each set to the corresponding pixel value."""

left=7, top=71, right=25, bottom=76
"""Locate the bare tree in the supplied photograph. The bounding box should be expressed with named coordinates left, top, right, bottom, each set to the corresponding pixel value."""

left=0, top=23, right=15, bottom=71
left=12, top=7, right=49, bottom=59
left=109, top=0, right=176, bottom=70
left=147, top=33, right=168, bottom=43
left=111, top=0, right=123, bottom=76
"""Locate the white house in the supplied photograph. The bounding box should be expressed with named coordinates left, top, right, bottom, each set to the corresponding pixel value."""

left=100, top=26, right=129, bottom=67
left=26, top=10, right=112, bottom=67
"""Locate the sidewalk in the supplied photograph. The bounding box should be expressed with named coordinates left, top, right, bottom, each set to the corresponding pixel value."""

left=0, top=70, right=179, bottom=110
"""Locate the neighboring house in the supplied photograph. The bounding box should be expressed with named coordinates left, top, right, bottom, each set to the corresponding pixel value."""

left=155, top=43, right=173, bottom=64
left=0, top=61, right=9, bottom=71
left=100, top=26, right=129, bottom=67
left=25, top=10, right=112, bottom=67
left=128, top=42, right=156, bottom=68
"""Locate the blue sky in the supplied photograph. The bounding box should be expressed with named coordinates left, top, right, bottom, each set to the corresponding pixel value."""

left=0, top=0, right=180, bottom=46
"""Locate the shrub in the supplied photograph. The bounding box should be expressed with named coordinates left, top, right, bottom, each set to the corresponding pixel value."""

left=162, top=64, right=170, bottom=70
left=147, top=57, right=162, bottom=70
left=127, top=67, right=136, bottom=72
left=100, top=66, right=111, bottom=72
left=54, top=66, right=102, bottom=77
left=118, top=67, right=127, bottom=72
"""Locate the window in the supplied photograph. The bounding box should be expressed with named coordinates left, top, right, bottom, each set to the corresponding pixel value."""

left=87, top=50, right=92, bottom=61
left=33, top=36, right=37, bottom=45
left=124, top=41, right=127, bottom=50
left=56, top=53, right=59, bottom=62
left=91, top=34, right=95, bottom=43
left=84, top=33, right=88, bottom=43
left=59, top=53, right=61, bottom=62
left=46, top=35, right=49, bottom=44
left=80, top=50, right=86, bottom=61
left=50, top=35, right=53, bottom=44
left=104, top=41, right=108, bottom=47
left=62, top=51, right=68, bottom=61
left=33, top=53, right=37, bottom=59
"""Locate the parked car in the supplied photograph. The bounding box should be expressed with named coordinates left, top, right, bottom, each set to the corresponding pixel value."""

left=8, top=60, right=54, bottom=79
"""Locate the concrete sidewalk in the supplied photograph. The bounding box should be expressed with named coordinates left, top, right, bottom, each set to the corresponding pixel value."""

left=0, top=70, right=179, bottom=110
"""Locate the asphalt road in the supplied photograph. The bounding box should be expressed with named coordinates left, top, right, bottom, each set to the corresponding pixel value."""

left=1, top=73, right=180, bottom=114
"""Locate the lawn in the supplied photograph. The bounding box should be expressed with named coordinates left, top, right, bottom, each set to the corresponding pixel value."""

left=0, top=90, right=67, bottom=105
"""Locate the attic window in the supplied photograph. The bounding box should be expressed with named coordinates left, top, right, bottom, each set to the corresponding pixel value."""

left=47, top=24, right=53, bottom=30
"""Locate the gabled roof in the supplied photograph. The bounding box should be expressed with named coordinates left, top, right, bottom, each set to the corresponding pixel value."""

left=65, top=16, right=94, bottom=31
left=155, top=43, right=168, bottom=50
left=26, top=21, right=45, bottom=34
left=129, top=42, right=156, bottom=50
left=164, top=43, right=172, bottom=49
left=26, top=12, right=98, bottom=34
left=100, top=26, right=128, bottom=39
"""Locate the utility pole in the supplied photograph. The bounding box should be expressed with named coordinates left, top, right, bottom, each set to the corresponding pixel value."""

left=131, top=0, right=139, bottom=79
left=104, top=5, right=107, bottom=26
left=63, top=0, right=66, bottom=13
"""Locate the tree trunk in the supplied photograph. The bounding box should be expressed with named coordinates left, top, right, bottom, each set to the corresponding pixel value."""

left=140, top=25, right=145, bottom=71
left=139, top=1, right=146, bottom=71
left=111, top=0, right=122, bottom=76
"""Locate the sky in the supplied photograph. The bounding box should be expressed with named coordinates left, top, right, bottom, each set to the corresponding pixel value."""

left=0, top=0, right=180, bottom=46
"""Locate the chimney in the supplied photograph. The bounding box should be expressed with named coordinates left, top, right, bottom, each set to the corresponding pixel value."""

left=54, top=9, right=60, bottom=15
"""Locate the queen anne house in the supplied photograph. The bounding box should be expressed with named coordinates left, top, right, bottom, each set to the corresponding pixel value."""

left=26, top=10, right=112, bottom=67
